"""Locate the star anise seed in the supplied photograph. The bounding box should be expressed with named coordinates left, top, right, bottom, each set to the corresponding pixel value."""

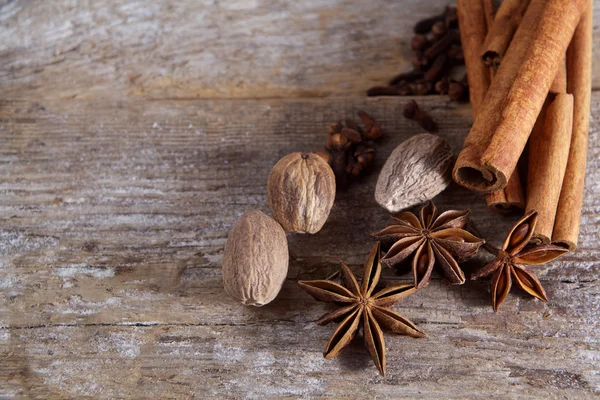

left=298, top=242, right=426, bottom=376
left=372, top=201, right=484, bottom=289
left=471, top=210, right=569, bottom=312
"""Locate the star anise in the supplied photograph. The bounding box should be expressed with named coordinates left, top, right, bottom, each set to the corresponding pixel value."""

left=372, top=201, right=484, bottom=289
left=471, top=211, right=569, bottom=312
left=298, top=242, right=425, bottom=376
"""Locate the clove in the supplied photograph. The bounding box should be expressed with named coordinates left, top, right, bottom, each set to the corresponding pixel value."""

left=424, top=30, right=460, bottom=60
left=403, top=100, right=437, bottom=132
left=424, top=53, right=448, bottom=81
left=389, top=70, right=424, bottom=86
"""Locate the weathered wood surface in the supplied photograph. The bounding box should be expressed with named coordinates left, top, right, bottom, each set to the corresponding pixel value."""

left=0, top=96, right=598, bottom=399
left=0, top=0, right=600, bottom=100
left=1, top=0, right=600, bottom=398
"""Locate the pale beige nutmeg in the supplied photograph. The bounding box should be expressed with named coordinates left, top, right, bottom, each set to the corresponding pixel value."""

left=375, top=133, right=453, bottom=213
left=222, top=210, right=288, bottom=306
left=267, top=152, right=336, bottom=234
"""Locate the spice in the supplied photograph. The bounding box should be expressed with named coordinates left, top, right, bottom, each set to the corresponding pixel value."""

left=372, top=202, right=484, bottom=289
left=526, top=94, right=573, bottom=243
left=267, top=152, right=336, bottom=234
left=471, top=211, right=569, bottom=312
left=456, top=0, right=490, bottom=118
left=320, top=111, right=383, bottom=189
left=552, top=1, right=593, bottom=250
left=457, top=0, right=526, bottom=212
left=222, top=211, right=289, bottom=306
left=298, top=243, right=425, bottom=376
left=375, top=134, right=453, bottom=213
left=481, top=0, right=531, bottom=68
left=485, top=170, right=525, bottom=213
left=453, top=0, right=587, bottom=193
left=367, top=7, right=464, bottom=101
left=402, top=101, right=436, bottom=132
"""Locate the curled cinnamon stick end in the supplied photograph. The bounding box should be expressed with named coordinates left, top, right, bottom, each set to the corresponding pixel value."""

left=552, top=1, right=593, bottom=251
left=453, top=149, right=505, bottom=193
left=481, top=0, right=531, bottom=68
left=485, top=169, right=525, bottom=213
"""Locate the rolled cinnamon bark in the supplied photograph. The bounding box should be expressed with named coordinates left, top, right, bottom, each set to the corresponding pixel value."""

left=456, top=0, right=490, bottom=119
left=453, top=0, right=587, bottom=193
left=526, top=94, right=574, bottom=243
left=549, top=57, right=567, bottom=94
left=481, top=0, right=531, bottom=68
left=552, top=1, right=593, bottom=250
left=482, top=0, right=496, bottom=30
left=485, top=169, right=525, bottom=212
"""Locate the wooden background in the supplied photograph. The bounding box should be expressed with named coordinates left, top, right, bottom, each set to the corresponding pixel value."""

left=0, top=1, right=599, bottom=398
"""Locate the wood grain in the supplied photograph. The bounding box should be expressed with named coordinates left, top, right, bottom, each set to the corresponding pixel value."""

left=0, top=0, right=599, bottom=101
left=0, top=96, right=599, bottom=398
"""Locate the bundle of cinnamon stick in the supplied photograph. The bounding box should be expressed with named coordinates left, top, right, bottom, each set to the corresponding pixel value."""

left=454, top=0, right=592, bottom=250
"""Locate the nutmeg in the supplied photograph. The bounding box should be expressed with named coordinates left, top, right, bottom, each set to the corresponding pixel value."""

left=222, top=210, right=288, bottom=306
left=375, top=134, right=453, bottom=212
left=267, top=152, right=336, bottom=234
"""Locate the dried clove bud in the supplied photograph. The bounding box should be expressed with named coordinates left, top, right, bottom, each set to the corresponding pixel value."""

left=367, top=86, right=400, bottom=96
left=389, top=70, right=424, bottom=86
left=431, top=21, right=447, bottom=39
left=367, top=81, right=412, bottom=97
left=355, top=146, right=375, bottom=167
left=448, top=80, right=468, bottom=101
left=341, top=127, right=362, bottom=144
left=414, top=80, right=433, bottom=95
left=328, top=120, right=343, bottom=135
left=434, top=78, right=449, bottom=95
left=346, top=155, right=363, bottom=177
left=445, top=6, right=458, bottom=28
left=411, top=34, right=430, bottom=51
left=414, top=13, right=446, bottom=34
left=326, top=133, right=351, bottom=151
left=403, top=100, right=437, bottom=132
left=424, top=53, right=448, bottom=81
left=447, top=45, right=464, bottom=63
left=412, top=50, right=428, bottom=70
left=424, top=30, right=460, bottom=60
left=357, top=110, right=383, bottom=140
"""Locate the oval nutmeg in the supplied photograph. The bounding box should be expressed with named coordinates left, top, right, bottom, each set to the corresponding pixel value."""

left=375, top=133, right=453, bottom=213
left=222, top=210, right=289, bottom=306
left=267, top=152, right=336, bottom=234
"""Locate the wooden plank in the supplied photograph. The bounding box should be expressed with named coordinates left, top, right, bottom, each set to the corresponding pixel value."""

left=0, top=96, right=599, bottom=398
left=0, top=0, right=599, bottom=101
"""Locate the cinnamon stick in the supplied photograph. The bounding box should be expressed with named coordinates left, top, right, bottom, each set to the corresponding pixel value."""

left=549, top=57, right=567, bottom=94
left=485, top=169, right=525, bottom=212
left=481, top=0, right=531, bottom=68
left=456, top=0, right=490, bottom=119
left=552, top=1, right=593, bottom=250
left=453, top=0, right=587, bottom=193
left=526, top=94, right=574, bottom=243
left=482, top=0, right=496, bottom=31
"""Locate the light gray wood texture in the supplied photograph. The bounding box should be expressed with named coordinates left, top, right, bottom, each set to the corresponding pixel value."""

left=0, top=1, right=599, bottom=399
left=0, top=0, right=600, bottom=100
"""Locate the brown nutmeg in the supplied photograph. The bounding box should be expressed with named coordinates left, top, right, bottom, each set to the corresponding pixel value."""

left=267, top=152, right=336, bottom=234
left=222, top=210, right=288, bottom=306
left=375, top=134, right=453, bottom=212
